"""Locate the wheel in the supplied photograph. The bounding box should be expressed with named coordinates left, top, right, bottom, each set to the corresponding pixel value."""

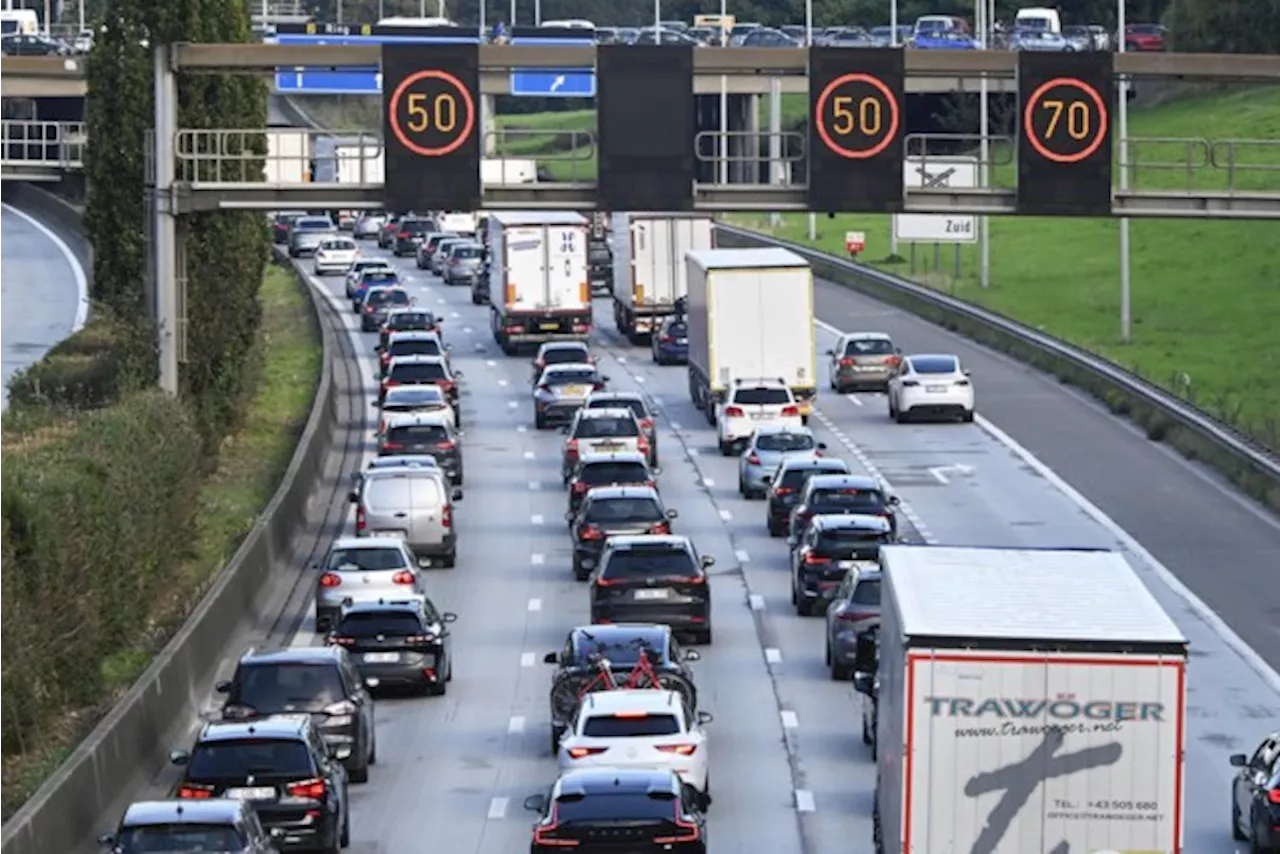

left=439, top=550, right=456, bottom=569
left=447, top=659, right=454, bottom=682
left=862, top=713, right=872, bottom=745
left=961, top=409, right=975, bottom=423
left=737, top=476, right=746, bottom=496
left=321, top=824, right=340, bottom=854
left=471, top=292, right=481, bottom=305
left=434, top=675, right=448, bottom=696
left=550, top=726, right=564, bottom=754
left=790, top=581, right=798, bottom=605
left=695, top=628, right=712, bottom=645
left=368, top=734, right=377, bottom=765
left=1232, top=799, right=1247, bottom=841
left=767, top=518, right=782, bottom=538
left=894, top=407, right=910, bottom=424
left=535, top=413, right=547, bottom=430
left=831, top=660, right=853, bottom=681
left=718, top=440, right=734, bottom=456
left=573, top=559, right=590, bottom=582
left=349, top=760, right=369, bottom=784
left=340, top=811, right=350, bottom=848
left=824, top=639, right=832, bottom=666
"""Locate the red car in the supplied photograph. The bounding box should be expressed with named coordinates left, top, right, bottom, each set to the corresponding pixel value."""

left=1123, top=23, right=1168, bottom=51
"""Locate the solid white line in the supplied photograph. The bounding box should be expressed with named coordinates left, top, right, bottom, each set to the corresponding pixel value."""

left=531, top=554, right=545, bottom=566
left=748, top=593, right=766, bottom=611
left=508, top=716, right=526, bottom=734
left=735, top=549, right=750, bottom=563
left=531, top=514, right=544, bottom=525
left=718, top=509, right=732, bottom=521
left=764, top=647, right=782, bottom=664
left=487, top=797, right=509, bottom=820
left=528, top=597, right=543, bottom=610
left=795, top=789, right=816, bottom=813
left=703, top=477, right=715, bottom=488
left=523, top=450, right=535, bottom=459
left=528, top=480, right=541, bottom=491
left=2, top=203, right=89, bottom=334
left=521, top=652, right=537, bottom=667
left=780, top=710, right=799, bottom=729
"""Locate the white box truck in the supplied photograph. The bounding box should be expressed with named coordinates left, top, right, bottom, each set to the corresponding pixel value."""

left=263, top=130, right=310, bottom=184
left=870, top=545, right=1188, bottom=854
left=488, top=212, right=592, bottom=355
left=482, top=157, right=538, bottom=185
left=685, top=247, right=818, bottom=419
left=610, top=214, right=715, bottom=344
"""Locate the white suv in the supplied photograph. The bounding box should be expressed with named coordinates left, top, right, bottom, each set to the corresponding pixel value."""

left=716, top=379, right=802, bottom=455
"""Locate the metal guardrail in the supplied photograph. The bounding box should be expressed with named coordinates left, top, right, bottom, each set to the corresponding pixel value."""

left=713, top=221, right=1280, bottom=503
left=0, top=120, right=86, bottom=170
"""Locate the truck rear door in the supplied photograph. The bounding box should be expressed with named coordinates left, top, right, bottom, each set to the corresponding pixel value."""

left=545, top=224, right=588, bottom=311
left=667, top=218, right=714, bottom=305
left=502, top=226, right=545, bottom=311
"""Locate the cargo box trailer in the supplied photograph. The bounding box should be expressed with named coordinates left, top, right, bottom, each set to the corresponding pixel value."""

left=610, top=214, right=715, bottom=343
left=488, top=212, right=591, bottom=355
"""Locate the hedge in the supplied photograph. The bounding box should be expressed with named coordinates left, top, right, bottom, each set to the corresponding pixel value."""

left=6, top=310, right=152, bottom=413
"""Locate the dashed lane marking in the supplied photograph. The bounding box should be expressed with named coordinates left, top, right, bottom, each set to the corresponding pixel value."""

left=531, top=514, right=544, bottom=525
left=523, top=450, right=535, bottom=460
left=487, top=798, right=509, bottom=820
left=520, top=652, right=536, bottom=667
left=508, top=716, right=526, bottom=734
left=748, top=594, right=766, bottom=611
left=764, top=647, right=783, bottom=664
left=531, top=554, right=545, bottom=566
left=780, top=710, right=799, bottom=729
left=735, top=549, right=750, bottom=563
left=718, top=509, right=732, bottom=521
left=702, top=477, right=715, bottom=487
left=795, top=789, right=816, bottom=813
left=527, top=596, right=543, bottom=609
left=528, top=480, right=541, bottom=491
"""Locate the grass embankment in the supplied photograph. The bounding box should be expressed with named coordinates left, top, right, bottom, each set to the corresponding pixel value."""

left=0, top=263, right=322, bottom=815
left=495, top=109, right=598, bottom=181
left=730, top=86, right=1280, bottom=449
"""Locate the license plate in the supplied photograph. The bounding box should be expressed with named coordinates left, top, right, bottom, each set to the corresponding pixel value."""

left=363, top=652, right=399, bottom=663
left=926, top=385, right=947, bottom=392
left=563, top=385, right=588, bottom=396
left=226, top=787, right=275, bottom=801
left=540, top=322, right=561, bottom=331
left=592, top=442, right=623, bottom=451
left=634, top=589, right=671, bottom=600
left=750, top=412, right=771, bottom=420
left=372, top=529, right=406, bottom=538
left=838, top=561, right=861, bottom=570
left=676, top=338, right=687, bottom=345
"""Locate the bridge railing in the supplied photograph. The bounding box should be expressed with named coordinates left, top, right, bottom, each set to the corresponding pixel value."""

left=0, top=120, right=87, bottom=170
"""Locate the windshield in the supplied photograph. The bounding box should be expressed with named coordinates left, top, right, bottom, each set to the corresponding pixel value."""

left=812, top=488, right=887, bottom=512
left=546, top=369, right=597, bottom=385
left=326, top=546, right=407, bottom=571
left=117, top=825, right=245, bottom=853
left=389, top=339, right=443, bottom=358
left=816, top=529, right=891, bottom=560
left=601, top=549, right=696, bottom=580
left=756, top=432, right=816, bottom=452
left=580, top=462, right=650, bottom=485
left=234, top=663, right=345, bottom=711
left=576, top=417, right=639, bottom=439
left=384, top=387, right=445, bottom=406
left=390, top=362, right=447, bottom=382
left=588, top=247, right=612, bottom=263
left=335, top=612, right=426, bottom=637
left=732, top=387, right=790, bottom=405
left=585, top=498, right=664, bottom=523
left=187, top=738, right=314, bottom=779
left=582, top=714, right=680, bottom=737
left=844, top=338, right=894, bottom=356
left=386, top=424, right=450, bottom=444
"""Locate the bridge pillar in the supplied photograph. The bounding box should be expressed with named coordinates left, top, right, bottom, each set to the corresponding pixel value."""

left=481, top=94, right=497, bottom=156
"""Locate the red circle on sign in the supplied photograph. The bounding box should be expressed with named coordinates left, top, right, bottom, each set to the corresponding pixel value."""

left=1022, top=76, right=1109, bottom=164
left=814, top=73, right=901, bottom=160
left=388, top=69, right=476, bottom=158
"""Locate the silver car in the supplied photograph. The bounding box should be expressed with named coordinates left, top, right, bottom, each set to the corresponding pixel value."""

left=287, top=217, right=336, bottom=257
left=353, top=213, right=387, bottom=239
left=533, top=363, right=610, bottom=430
left=738, top=425, right=826, bottom=499
left=826, top=331, right=900, bottom=393
left=825, top=564, right=882, bottom=680
left=441, top=241, right=485, bottom=286
left=583, top=391, right=659, bottom=466
left=351, top=467, right=462, bottom=568
left=430, top=237, right=468, bottom=275
left=312, top=535, right=423, bottom=631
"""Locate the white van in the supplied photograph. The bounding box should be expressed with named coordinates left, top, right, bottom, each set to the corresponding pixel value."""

left=0, top=9, right=40, bottom=37
left=1014, top=6, right=1062, bottom=33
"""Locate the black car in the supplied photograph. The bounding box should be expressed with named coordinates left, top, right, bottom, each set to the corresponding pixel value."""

left=542, top=624, right=700, bottom=751
left=524, top=768, right=707, bottom=854
left=215, top=646, right=376, bottom=783
left=788, top=473, right=900, bottom=546
left=391, top=215, right=436, bottom=256
left=1230, top=730, right=1280, bottom=850
left=852, top=626, right=880, bottom=756
left=379, top=309, right=441, bottom=348
left=99, top=798, right=281, bottom=854
left=790, top=514, right=892, bottom=616
left=378, top=413, right=463, bottom=484
left=764, top=458, right=851, bottom=538
left=359, top=286, right=412, bottom=332
left=170, top=716, right=349, bottom=852
left=590, top=535, right=714, bottom=644
left=327, top=596, right=457, bottom=695
left=568, top=485, right=676, bottom=580
left=587, top=239, right=613, bottom=296
left=567, top=451, right=654, bottom=518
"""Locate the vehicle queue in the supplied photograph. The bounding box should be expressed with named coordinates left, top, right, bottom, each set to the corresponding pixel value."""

left=94, top=209, right=1280, bottom=854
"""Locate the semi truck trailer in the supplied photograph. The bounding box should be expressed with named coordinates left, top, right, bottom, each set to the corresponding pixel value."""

left=610, top=214, right=715, bottom=344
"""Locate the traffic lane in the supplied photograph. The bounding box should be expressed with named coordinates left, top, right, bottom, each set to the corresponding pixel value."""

left=0, top=204, right=86, bottom=405
left=812, top=276, right=1280, bottom=670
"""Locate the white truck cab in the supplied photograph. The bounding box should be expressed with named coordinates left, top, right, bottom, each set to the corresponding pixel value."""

left=1014, top=6, right=1062, bottom=33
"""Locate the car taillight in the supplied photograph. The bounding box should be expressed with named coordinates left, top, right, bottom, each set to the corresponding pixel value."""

left=886, top=355, right=901, bottom=366
left=804, top=552, right=832, bottom=565
left=643, top=480, right=656, bottom=489
left=365, top=304, right=376, bottom=313
left=178, top=784, right=214, bottom=799
left=839, top=358, right=854, bottom=366
left=781, top=405, right=800, bottom=417
left=654, top=805, right=701, bottom=844
left=639, top=418, right=654, bottom=430
left=660, top=335, right=674, bottom=343
left=567, top=746, right=609, bottom=759
left=593, top=382, right=605, bottom=390
left=381, top=352, right=391, bottom=365
left=384, top=379, right=400, bottom=389
left=286, top=777, right=327, bottom=799
left=747, top=453, right=761, bottom=465
left=565, top=439, right=579, bottom=457
left=398, top=231, right=409, bottom=239
left=437, top=380, right=454, bottom=393
left=572, top=481, right=590, bottom=493
left=381, top=442, right=404, bottom=451
left=637, top=437, right=650, bottom=452
left=355, top=507, right=366, bottom=532
left=392, top=570, right=415, bottom=585
left=838, top=609, right=878, bottom=623
left=655, top=744, right=698, bottom=756
left=775, top=487, right=796, bottom=495
left=533, top=809, right=575, bottom=848
left=320, top=572, right=342, bottom=587
left=329, top=635, right=355, bottom=646
left=442, top=503, right=452, bottom=529
left=322, top=700, right=357, bottom=716
left=581, top=525, right=604, bottom=541
left=1268, top=789, right=1280, bottom=804
left=535, top=358, right=545, bottom=369
left=650, top=522, right=670, bottom=534
left=537, top=383, right=551, bottom=392
left=724, top=406, right=745, bottom=417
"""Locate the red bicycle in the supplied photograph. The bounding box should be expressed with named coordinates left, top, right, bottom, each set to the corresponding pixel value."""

left=573, top=643, right=666, bottom=698
left=550, top=638, right=691, bottom=724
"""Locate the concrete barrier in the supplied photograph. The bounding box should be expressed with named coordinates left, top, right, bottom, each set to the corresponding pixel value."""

left=0, top=227, right=340, bottom=854
left=715, top=223, right=1280, bottom=513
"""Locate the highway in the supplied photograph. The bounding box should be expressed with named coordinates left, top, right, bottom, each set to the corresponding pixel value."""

left=74, top=229, right=1278, bottom=854
left=0, top=202, right=88, bottom=407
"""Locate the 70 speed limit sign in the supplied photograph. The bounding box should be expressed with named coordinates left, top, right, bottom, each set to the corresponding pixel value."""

left=893, top=156, right=979, bottom=243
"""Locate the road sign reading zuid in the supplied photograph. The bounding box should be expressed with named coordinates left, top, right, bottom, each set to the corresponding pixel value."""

left=382, top=43, right=481, bottom=213
left=1017, top=51, right=1114, bottom=217
left=807, top=48, right=905, bottom=214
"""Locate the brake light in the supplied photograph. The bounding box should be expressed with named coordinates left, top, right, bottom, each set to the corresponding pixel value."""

left=650, top=522, right=670, bottom=534
left=747, top=453, right=761, bottom=465
left=286, top=777, right=327, bottom=799
left=329, top=635, right=355, bottom=646
left=653, top=805, right=701, bottom=844
left=398, top=231, right=409, bottom=239
left=775, top=487, right=796, bottom=495
left=392, top=570, right=415, bottom=585
left=572, top=481, right=590, bottom=493
left=533, top=808, right=580, bottom=848
left=593, top=382, right=605, bottom=391
left=655, top=744, right=698, bottom=756
left=320, top=572, right=342, bottom=587
left=381, top=442, right=404, bottom=451
left=804, top=552, right=832, bottom=566
left=365, top=304, right=376, bottom=313
left=580, top=525, right=604, bottom=541
left=442, top=503, right=452, bottom=529
left=381, top=352, right=391, bottom=365
left=355, top=506, right=366, bottom=532
left=435, top=440, right=456, bottom=450
left=437, top=380, right=454, bottom=393
left=564, top=439, right=579, bottom=457
left=782, top=405, right=800, bottom=417
left=886, top=355, right=901, bottom=367
left=178, top=784, right=214, bottom=799
left=839, top=357, right=854, bottom=366
left=566, top=746, right=609, bottom=759
left=954, top=379, right=970, bottom=386
left=837, top=609, right=878, bottom=623
left=637, top=437, right=650, bottom=453
left=385, top=379, right=401, bottom=389
left=1268, top=789, right=1280, bottom=804
left=724, top=406, right=745, bottom=417
left=639, top=418, right=654, bottom=430
left=660, top=335, right=674, bottom=343
left=535, top=358, right=545, bottom=369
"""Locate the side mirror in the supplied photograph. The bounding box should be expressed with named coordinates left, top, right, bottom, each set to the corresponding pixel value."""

left=371, top=399, right=381, bottom=407
left=786, top=536, right=797, bottom=548
left=371, top=373, right=380, bottom=382
left=1229, top=753, right=1248, bottom=767
left=666, top=508, right=679, bottom=519
left=683, top=649, right=701, bottom=662
left=761, top=475, right=772, bottom=485
left=817, top=442, right=827, bottom=450
left=214, top=680, right=232, bottom=694
left=374, top=345, right=383, bottom=353
left=853, top=672, right=874, bottom=696
left=309, top=561, right=319, bottom=570
left=444, top=343, right=453, bottom=350
left=410, top=297, right=418, bottom=305
left=963, top=369, right=971, bottom=377
left=453, top=370, right=465, bottom=378
left=523, top=794, right=548, bottom=813
left=442, top=612, right=459, bottom=623
left=558, top=425, right=570, bottom=434
left=543, top=652, right=559, bottom=664
left=601, top=375, right=612, bottom=382
left=97, top=832, right=116, bottom=847
left=889, top=495, right=901, bottom=506
left=169, top=749, right=190, bottom=766
left=364, top=676, right=380, bottom=689
left=696, top=710, right=714, bottom=725
left=451, top=487, right=464, bottom=502
left=825, top=349, right=835, bottom=356
left=700, top=555, right=715, bottom=568
left=348, top=491, right=359, bottom=503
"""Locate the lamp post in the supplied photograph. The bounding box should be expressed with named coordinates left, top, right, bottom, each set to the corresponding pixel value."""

left=978, top=0, right=991, bottom=287
left=804, top=0, right=816, bottom=240
left=717, top=0, right=728, bottom=185
left=1118, top=0, right=1131, bottom=342
left=888, top=0, right=901, bottom=257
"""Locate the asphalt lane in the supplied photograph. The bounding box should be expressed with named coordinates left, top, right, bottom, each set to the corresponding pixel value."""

left=0, top=203, right=87, bottom=407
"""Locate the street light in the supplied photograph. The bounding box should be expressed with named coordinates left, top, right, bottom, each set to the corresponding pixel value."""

left=1118, top=0, right=1132, bottom=342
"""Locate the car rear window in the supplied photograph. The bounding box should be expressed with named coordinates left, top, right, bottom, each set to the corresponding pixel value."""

left=320, top=239, right=356, bottom=251
left=335, top=612, right=425, bottom=637
left=582, top=714, right=681, bottom=737
left=580, top=462, right=650, bottom=485
left=756, top=432, right=816, bottom=452
left=588, top=398, right=647, bottom=419
left=426, top=234, right=456, bottom=250
left=390, top=362, right=448, bottom=382
left=188, top=738, right=315, bottom=779
left=234, top=663, right=345, bottom=711
left=389, top=312, right=434, bottom=329
left=326, top=546, right=406, bottom=571
left=816, top=530, right=891, bottom=560
left=844, top=339, right=893, bottom=356
left=390, top=339, right=443, bottom=358
left=779, top=465, right=847, bottom=490
left=451, top=246, right=482, bottom=258
left=383, top=386, right=445, bottom=406
left=362, top=273, right=399, bottom=287
left=662, top=321, right=687, bottom=336
left=295, top=218, right=331, bottom=230
left=852, top=577, right=882, bottom=605
left=576, top=417, right=639, bottom=439
left=544, top=347, right=589, bottom=364
left=812, top=488, right=886, bottom=512
left=400, top=218, right=435, bottom=233
left=547, top=369, right=597, bottom=384
left=386, top=424, right=450, bottom=444
left=119, top=824, right=245, bottom=852
left=732, top=387, right=790, bottom=405
left=601, top=549, right=697, bottom=580
left=588, top=246, right=612, bottom=263
left=367, top=289, right=410, bottom=307
left=555, top=791, right=678, bottom=822
left=585, top=498, right=664, bottom=523
left=912, top=356, right=959, bottom=374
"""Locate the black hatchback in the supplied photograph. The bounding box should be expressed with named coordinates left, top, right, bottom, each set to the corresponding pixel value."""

left=215, top=646, right=377, bottom=783
left=170, top=716, right=349, bottom=852
left=788, top=473, right=900, bottom=546
left=590, top=534, right=714, bottom=644
left=391, top=216, right=436, bottom=256
left=567, top=451, right=654, bottom=518
left=1230, top=730, right=1280, bottom=850
left=568, top=486, right=676, bottom=580
left=764, top=458, right=851, bottom=538
left=327, top=596, right=457, bottom=695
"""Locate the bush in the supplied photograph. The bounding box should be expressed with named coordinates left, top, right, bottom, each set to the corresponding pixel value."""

left=0, top=391, right=203, bottom=757
left=5, top=311, right=152, bottom=413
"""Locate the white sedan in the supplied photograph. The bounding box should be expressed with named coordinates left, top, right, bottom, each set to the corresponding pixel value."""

left=887, top=353, right=975, bottom=423
left=557, top=689, right=713, bottom=808
left=313, top=236, right=359, bottom=275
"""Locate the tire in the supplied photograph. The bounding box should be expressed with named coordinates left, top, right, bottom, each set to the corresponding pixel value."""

left=862, top=714, right=872, bottom=745
left=535, top=413, right=547, bottom=430
left=340, top=811, right=350, bottom=848
left=831, top=660, right=854, bottom=681
left=1232, top=800, right=1247, bottom=841
left=573, top=559, right=590, bottom=582
left=737, top=476, right=746, bottom=497
left=894, top=407, right=910, bottom=424
left=767, top=518, right=782, bottom=538
left=962, top=409, right=975, bottom=423
left=696, top=628, right=712, bottom=645
left=440, top=550, right=456, bottom=569
left=368, top=734, right=377, bottom=765
left=471, top=292, right=481, bottom=305
left=349, top=760, right=369, bottom=784
left=718, top=440, right=734, bottom=456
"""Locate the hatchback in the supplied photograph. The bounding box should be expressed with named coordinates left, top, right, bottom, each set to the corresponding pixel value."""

left=378, top=411, right=463, bottom=485
left=738, top=425, right=825, bottom=499
left=764, top=457, right=851, bottom=537
left=569, top=486, right=676, bottom=580
left=312, top=236, right=358, bottom=276
left=391, top=215, right=436, bottom=256
left=99, top=799, right=282, bottom=854
left=377, top=330, right=450, bottom=379
left=327, top=596, right=457, bottom=695
left=791, top=514, right=891, bottom=616
left=286, top=217, right=335, bottom=257
left=378, top=308, right=441, bottom=348
left=358, top=286, right=412, bottom=332
left=788, top=474, right=899, bottom=544
left=377, top=355, right=461, bottom=406
left=567, top=451, right=655, bottom=518
left=583, top=390, right=659, bottom=466
left=312, top=535, right=423, bottom=631
left=561, top=407, right=647, bottom=484
left=651, top=315, right=689, bottom=365
left=590, top=535, right=714, bottom=644
left=826, top=332, right=900, bottom=392
left=825, top=566, right=882, bottom=680
left=376, top=384, right=456, bottom=431
left=441, top=241, right=485, bottom=286
left=534, top=363, right=609, bottom=429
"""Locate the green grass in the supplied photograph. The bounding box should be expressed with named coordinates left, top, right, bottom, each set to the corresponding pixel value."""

left=729, top=85, right=1280, bottom=448
left=494, top=109, right=598, bottom=180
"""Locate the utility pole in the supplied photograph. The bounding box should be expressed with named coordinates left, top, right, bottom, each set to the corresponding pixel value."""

left=1118, top=0, right=1132, bottom=342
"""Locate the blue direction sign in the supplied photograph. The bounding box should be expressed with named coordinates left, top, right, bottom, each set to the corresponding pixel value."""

left=509, top=35, right=595, bottom=98
left=270, top=25, right=480, bottom=95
